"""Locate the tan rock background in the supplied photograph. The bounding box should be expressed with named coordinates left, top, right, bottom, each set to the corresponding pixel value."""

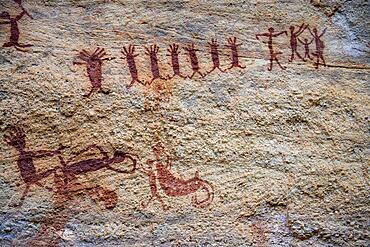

left=0, top=0, right=369, bottom=246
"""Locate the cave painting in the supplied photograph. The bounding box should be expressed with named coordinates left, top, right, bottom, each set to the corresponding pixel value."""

left=140, top=142, right=214, bottom=210
left=70, top=26, right=327, bottom=96
left=4, top=126, right=137, bottom=206
left=3, top=126, right=64, bottom=205
left=256, top=27, right=288, bottom=71
left=73, top=47, right=115, bottom=97
left=0, top=9, right=33, bottom=52
left=309, top=27, right=327, bottom=69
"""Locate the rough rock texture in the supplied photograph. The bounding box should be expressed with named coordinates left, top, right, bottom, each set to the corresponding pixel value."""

left=0, top=0, right=369, bottom=246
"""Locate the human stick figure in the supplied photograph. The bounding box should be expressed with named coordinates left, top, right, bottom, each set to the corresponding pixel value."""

left=3, top=126, right=65, bottom=205
left=183, top=43, right=206, bottom=79
left=288, top=23, right=309, bottom=62
left=122, top=45, right=144, bottom=88
left=167, top=43, right=187, bottom=79
left=226, top=37, right=246, bottom=70
left=256, top=27, right=288, bottom=71
left=298, top=37, right=314, bottom=60
left=0, top=10, right=33, bottom=52
left=309, top=27, right=327, bottom=69
left=73, top=47, right=115, bottom=97
left=207, top=38, right=226, bottom=74
left=145, top=44, right=167, bottom=85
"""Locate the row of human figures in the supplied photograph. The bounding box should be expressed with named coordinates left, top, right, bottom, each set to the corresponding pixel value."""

left=74, top=22, right=327, bottom=97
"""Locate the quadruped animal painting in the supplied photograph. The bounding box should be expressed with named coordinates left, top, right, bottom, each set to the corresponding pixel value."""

left=1, top=0, right=369, bottom=246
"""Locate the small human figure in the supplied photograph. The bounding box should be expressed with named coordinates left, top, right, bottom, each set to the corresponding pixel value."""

left=309, top=27, right=327, bottom=69
left=256, top=27, right=288, bottom=71
left=298, top=37, right=314, bottom=60
left=288, top=23, right=309, bottom=62
left=73, top=47, right=114, bottom=97
left=207, top=38, right=226, bottom=74
left=183, top=43, right=206, bottom=79
left=3, top=126, right=65, bottom=205
left=0, top=10, right=33, bottom=52
left=167, top=43, right=187, bottom=79
left=226, top=37, right=245, bottom=69
left=145, top=44, right=167, bottom=85
left=122, top=45, right=144, bottom=88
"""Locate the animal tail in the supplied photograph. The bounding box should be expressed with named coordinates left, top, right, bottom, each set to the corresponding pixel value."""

left=191, top=179, right=214, bottom=208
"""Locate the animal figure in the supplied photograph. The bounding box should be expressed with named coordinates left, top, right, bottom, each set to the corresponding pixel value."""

left=141, top=142, right=214, bottom=209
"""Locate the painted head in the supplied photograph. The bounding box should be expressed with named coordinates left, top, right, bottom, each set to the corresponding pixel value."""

left=4, top=126, right=26, bottom=150
left=268, top=27, right=274, bottom=33
left=0, top=11, right=10, bottom=19
left=289, top=26, right=295, bottom=31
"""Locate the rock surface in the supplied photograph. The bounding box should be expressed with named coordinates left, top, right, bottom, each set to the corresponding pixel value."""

left=0, top=0, right=369, bottom=246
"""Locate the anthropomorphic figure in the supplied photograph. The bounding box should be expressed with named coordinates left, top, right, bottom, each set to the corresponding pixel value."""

left=184, top=43, right=206, bottom=79
left=226, top=37, right=245, bottom=70
left=256, top=28, right=288, bottom=71
left=122, top=45, right=144, bottom=88
left=298, top=37, right=314, bottom=60
left=207, top=38, right=226, bottom=74
left=309, top=27, right=327, bottom=69
left=73, top=47, right=114, bottom=97
left=0, top=10, right=33, bottom=51
left=167, top=43, right=187, bottom=79
left=288, top=23, right=309, bottom=62
left=4, top=126, right=64, bottom=205
left=145, top=44, right=167, bottom=85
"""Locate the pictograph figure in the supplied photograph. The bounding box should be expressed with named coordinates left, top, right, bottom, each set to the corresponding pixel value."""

left=141, top=142, right=214, bottom=209
left=226, top=37, right=245, bottom=69
left=122, top=45, right=144, bottom=88
left=184, top=43, right=206, bottom=79
left=167, top=43, right=186, bottom=79
left=256, top=28, right=288, bottom=71
left=288, top=23, right=309, bottom=62
left=298, top=37, right=314, bottom=60
left=309, top=27, right=327, bottom=69
left=73, top=47, right=114, bottom=97
left=145, top=44, right=167, bottom=85
left=3, top=126, right=65, bottom=205
left=0, top=10, right=33, bottom=52
left=207, top=38, right=226, bottom=74
left=58, top=144, right=137, bottom=185
left=13, top=0, right=33, bottom=19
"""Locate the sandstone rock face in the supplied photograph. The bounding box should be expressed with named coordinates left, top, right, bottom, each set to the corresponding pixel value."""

left=0, top=0, right=369, bottom=246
